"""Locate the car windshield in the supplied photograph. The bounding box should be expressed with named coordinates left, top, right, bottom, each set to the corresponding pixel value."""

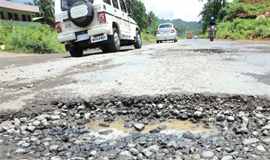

left=159, top=24, right=172, bottom=28
left=61, top=0, right=94, bottom=11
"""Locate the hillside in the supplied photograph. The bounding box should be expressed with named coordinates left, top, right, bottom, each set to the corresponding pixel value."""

left=158, top=19, right=201, bottom=38
left=211, top=0, right=270, bottom=40
left=220, top=0, right=270, bottom=21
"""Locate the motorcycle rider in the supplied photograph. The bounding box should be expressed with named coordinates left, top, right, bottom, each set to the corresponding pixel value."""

left=209, top=17, right=216, bottom=37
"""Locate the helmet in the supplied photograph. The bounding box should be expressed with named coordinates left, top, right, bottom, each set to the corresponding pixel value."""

left=210, top=17, right=215, bottom=21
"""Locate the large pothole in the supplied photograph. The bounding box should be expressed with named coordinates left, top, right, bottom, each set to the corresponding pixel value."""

left=0, top=94, right=270, bottom=160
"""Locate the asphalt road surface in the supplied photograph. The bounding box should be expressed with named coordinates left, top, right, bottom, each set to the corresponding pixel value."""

left=0, top=39, right=270, bottom=110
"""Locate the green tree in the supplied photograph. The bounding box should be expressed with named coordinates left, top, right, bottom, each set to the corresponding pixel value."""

left=199, top=0, right=228, bottom=32
left=129, top=0, right=148, bottom=29
left=147, top=11, right=156, bottom=27
left=126, top=0, right=135, bottom=8
left=34, top=0, right=55, bottom=23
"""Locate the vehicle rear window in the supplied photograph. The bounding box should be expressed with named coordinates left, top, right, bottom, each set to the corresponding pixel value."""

left=61, top=0, right=94, bottom=11
left=120, top=0, right=127, bottom=13
left=159, top=24, right=172, bottom=29
left=112, top=0, right=119, bottom=9
left=103, top=0, right=111, bottom=5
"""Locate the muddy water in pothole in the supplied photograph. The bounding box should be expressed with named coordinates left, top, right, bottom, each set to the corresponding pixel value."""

left=89, top=120, right=217, bottom=134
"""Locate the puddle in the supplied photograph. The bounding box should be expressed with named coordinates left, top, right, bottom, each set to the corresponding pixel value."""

left=90, top=120, right=130, bottom=133
left=88, top=120, right=217, bottom=134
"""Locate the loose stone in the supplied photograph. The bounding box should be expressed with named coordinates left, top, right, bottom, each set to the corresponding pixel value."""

left=222, top=156, right=233, bottom=160
left=15, top=148, right=28, bottom=154
left=134, top=123, right=145, bottom=131
left=243, top=138, right=260, bottom=145
left=201, top=151, right=215, bottom=158
left=227, top=116, right=235, bottom=122
left=256, top=145, right=266, bottom=152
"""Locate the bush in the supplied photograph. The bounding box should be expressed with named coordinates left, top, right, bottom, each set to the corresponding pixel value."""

left=215, top=18, right=270, bottom=40
left=257, top=25, right=269, bottom=37
left=0, top=22, right=65, bottom=53
left=141, top=31, right=156, bottom=42
left=220, top=0, right=270, bottom=22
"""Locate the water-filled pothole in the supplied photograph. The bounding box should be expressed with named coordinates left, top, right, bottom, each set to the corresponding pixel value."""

left=88, top=120, right=217, bottom=134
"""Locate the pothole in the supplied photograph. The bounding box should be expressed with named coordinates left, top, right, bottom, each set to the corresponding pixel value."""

left=165, top=49, right=230, bottom=54
left=0, top=94, right=270, bottom=159
left=192, top=49, right=228, bottom=53
left=89, top=119, right=217, bottom=134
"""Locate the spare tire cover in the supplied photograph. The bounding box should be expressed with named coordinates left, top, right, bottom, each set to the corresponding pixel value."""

left=68, top=0, right=94, bottom=27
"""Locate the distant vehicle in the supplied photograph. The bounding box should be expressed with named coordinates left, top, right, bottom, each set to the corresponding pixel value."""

left=55, top=0, right=142, bottom=57
left=194, top=35, right=198, bottom=39
left=156, top=23, right=178, bottom=43
left=186, top=33, right=192, bottom=39
left=209, top=25, right=215, bottom=41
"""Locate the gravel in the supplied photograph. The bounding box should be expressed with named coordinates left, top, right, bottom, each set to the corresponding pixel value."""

left=0, top=94, right=269, bottom=159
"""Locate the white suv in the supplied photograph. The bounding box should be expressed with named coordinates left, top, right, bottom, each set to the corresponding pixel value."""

left=55, top=0, right=142, bottom=57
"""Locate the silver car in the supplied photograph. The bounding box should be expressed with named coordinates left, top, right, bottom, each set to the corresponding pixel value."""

left=156, top=23, right=178, bottom=43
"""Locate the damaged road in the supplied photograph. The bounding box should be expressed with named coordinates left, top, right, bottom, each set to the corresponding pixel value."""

left=0, top=39, right=270, bottom=110
left=0, top=94, right=270, bottom=160
left=0, top=39, right=270, bottom=160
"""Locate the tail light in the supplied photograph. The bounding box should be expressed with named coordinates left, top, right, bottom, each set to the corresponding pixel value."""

left=156, top=30, right=160, bottom=34
left=171, top=29, right=175, bottom=33
left=98, top=11, right=106, bottom=23
left=55, top=21, right=62, bottom=33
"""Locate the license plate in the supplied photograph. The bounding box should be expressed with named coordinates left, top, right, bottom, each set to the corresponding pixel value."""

left=91, top=34, right=108, bottom=43
left=76, top=33, right=89, bottom=42
left=65, top=22, right=72, bottom=29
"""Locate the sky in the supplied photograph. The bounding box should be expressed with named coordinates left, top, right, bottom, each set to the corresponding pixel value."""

left=10, top=0, right=34, bottom=3
left=143, top=0, right=206, bottom=22
left=143, top=0, right=234, bottom=22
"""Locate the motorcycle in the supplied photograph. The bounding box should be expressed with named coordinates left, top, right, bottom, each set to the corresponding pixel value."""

left=209, top=25, right=215, bottom=41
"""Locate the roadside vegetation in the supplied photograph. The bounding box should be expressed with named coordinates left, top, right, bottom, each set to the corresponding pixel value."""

left=215, top=18, right=270, bottom=39
left=0, top=22, right=65, bottom=53
left=141, top=32, right=156, bottom=42
left=200, top=0, right=270, bottom=40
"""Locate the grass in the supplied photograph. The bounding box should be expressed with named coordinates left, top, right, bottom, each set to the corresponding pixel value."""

left=0, top=22, right=65, bottom=54
left=216, top=18, right=270, bottom=40
left=220, top=0, right=270, bottom=21
left=0, top=22, right=158, bottom=53
left=141, top=32, right=156, bottom=42
left=241, top=0, right=270, bottom=16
